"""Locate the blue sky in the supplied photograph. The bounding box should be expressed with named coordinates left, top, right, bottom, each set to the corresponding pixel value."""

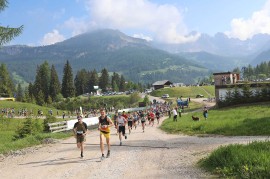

left=1, top=0, right=269, bottom=46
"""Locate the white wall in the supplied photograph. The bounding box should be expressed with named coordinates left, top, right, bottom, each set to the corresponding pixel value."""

left=67, top=117, right=99, bottom=130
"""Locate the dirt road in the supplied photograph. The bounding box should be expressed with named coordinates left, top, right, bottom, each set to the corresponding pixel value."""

left=0, top=115, right=268, bottom=179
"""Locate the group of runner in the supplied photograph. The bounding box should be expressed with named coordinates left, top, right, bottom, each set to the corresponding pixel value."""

left=73, top=102, right=171, bottom=160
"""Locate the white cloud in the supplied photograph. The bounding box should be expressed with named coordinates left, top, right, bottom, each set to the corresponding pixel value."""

left=63, top=17, right=98, bottom=36
left=41, top=29, right=65, bottom=45
left=226, top=0, right=270, bottom=40
left=133, top=33, right=152, bottom=41
left=83, top=0, right=200, bottom=43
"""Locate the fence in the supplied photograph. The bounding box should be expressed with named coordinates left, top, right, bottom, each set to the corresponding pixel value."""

left=48, top=121, right=68, bottom=133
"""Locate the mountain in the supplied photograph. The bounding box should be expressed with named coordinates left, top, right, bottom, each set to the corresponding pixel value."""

left=251, top=49, right=270, bottom=65
left=0, top=29, right=210, bottom=84
left=177, top=51, right=250, bottom=71
left=153, top=32, right=270, bottom=57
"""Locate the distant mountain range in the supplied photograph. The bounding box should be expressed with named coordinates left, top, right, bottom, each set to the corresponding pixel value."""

left=0, top=29, right=270, bottom=85
left=0, top=29, right=209, bottom=84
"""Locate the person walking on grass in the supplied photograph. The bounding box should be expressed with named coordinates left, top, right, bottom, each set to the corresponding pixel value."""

left=73, top=115, right=88, bottom=158
left=98, top=108, right=113, bottom=159
left=116, top=112, right=127, bottom=146
left=177, top=107, right=182, bottom=117
left=172, top=107, right=178, bottom=122
left=203, top=106, right=208, bottom=120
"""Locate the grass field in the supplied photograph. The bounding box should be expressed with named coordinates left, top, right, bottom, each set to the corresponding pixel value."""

left=0, top=118, right=71, bottom=154
left=151, top=86, right=215, bottom=98
left=160, top=102, right=270, bottom=136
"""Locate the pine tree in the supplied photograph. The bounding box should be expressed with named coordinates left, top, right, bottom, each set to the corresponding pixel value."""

left=74, top=69, right=88, bottom=96
left=16, top=83, right=24, bottom=102
left=0, top=63, right=14, bottom=97
left=88, top=69, right=99, bottom=92
left=33, top=61, right=50, bottom=103
left=0, top=0, right=23, bottom=46
left=111, top=72, right=120, bottom=91
left=49, top=65, right=61, bottom=101
left=61, top=60, right=75, bottom=98
left=119, top=75, right=126, bottom=92
left=99, top=68, right=109, bottom=92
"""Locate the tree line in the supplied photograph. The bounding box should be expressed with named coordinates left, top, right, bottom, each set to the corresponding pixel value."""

left=0, top=60, right=144, bottom=106
left=233, top=61, right=270, bottom=81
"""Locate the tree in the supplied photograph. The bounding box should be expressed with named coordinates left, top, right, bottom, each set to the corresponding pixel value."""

left=0, top=63, right=14, bottom=97
left=49, top=65, right=61, bottom=101
left=99, top=68, right=109, bottom=92
left=88, top=69, right=99, bottom=93
left=33, top=61, right=50, bottom=103
left=74, top=69, right=88, bottom=96
left=16, top=83, right=23, bottom=102
left=61, top=60, right=75, bottom=98
left=0, top=0, right=23, bottom=46
left=119, top=75, right=126, bottom=92
left=111, top=72, right=120, bottom=91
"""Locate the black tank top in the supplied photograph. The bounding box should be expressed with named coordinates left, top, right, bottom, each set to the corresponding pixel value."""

left=99, top=115, right=109, bottom=125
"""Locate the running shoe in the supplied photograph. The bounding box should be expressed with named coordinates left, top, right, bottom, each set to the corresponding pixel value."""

left=101, top=154, right=105, bottom=160
left=125, top=135, right=127, bottom=139
left=120, top=141, right=122, bottom=146
left=106, top=151, right=110, bottom=158
left=81, top=152, right=83, bottom=158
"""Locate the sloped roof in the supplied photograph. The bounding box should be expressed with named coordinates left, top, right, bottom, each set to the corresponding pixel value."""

left=152, top=80, right=172, bottom=86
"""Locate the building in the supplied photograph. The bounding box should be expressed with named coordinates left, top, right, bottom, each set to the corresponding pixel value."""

left=152, top=80, right=173, bottom=90
left=213, top=71, right=270, bottom=103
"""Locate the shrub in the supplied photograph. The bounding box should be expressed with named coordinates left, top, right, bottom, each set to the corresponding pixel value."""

left=13, top=118, right=43, bottom=139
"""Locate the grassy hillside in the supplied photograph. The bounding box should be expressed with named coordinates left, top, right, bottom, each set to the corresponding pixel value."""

left=161, top=102, right=270, bottom=136
left=151, top=86, right=215, bottom=98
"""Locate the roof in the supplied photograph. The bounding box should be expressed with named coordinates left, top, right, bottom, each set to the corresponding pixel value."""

left=213, top=72, right=239, bottom=75
left=152, top=80, right=173, bottom=86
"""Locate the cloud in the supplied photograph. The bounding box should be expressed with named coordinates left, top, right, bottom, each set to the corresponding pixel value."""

left=226, top=0, right=270, bottom=40
left=63, top=17, right=97, bottom=36
left=41, top=29, right=65, bottom=45
left=83, top=0, right=200, bottom=43
left=133, top=33, right=152, bottom=41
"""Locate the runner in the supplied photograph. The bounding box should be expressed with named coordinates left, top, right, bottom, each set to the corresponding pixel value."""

left=73, top=115, right=88, bottom=158
left=140, top=111, right=146, bottom=132
left=127, top=111, right=134, bottom=134
left=155, top=110, right=161, bottom=124
left=98, top=108, right=113, bottom=159
left=116, top=112, right=127, bottom=146
left=113, top=112, right=119, bottom=135
left=149, top=110, right=155, bottom=126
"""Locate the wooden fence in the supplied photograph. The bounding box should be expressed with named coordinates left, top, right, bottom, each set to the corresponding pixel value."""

left=48, top=121, right=68, bottom=133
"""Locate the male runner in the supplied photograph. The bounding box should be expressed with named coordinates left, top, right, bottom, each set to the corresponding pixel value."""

left=116, top=112, right=127, bottom=146
left=73, top=115, right=88, bottom=158
left=98, top=108, right=113, bottom=159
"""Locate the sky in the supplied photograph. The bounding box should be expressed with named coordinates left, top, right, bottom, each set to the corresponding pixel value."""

left=1, top=0, right=270, bottom=46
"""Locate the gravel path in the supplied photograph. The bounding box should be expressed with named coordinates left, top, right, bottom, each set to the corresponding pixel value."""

left=0, top=116, right=269, bottom=179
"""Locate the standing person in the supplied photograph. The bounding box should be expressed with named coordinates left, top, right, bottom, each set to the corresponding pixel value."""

left=73, top=115, right=88, bottom=158
left=177, top=107, right=182, bottom=117
left=172, top=107, right=178, bottom=122
left=116, top=112, right=127, bottom=146
left=203, top=106, right=208, bottom=120
left=98, top=108, right=113, bottom=159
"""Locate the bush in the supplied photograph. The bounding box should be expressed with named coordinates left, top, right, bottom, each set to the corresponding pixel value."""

left=13, top=118, right=43, bottom=139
